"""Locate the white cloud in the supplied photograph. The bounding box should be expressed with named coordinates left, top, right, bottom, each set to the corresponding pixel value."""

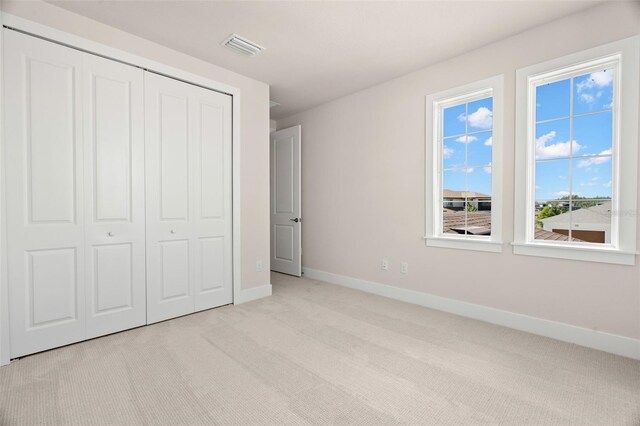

left=580, top=93, right=594, bottom=104
left=553, top=191, right=572, bottom=197
left=576, top=70, right=614, bottom=107
left=443, top=146, right=454, bottom=159
left=484, top=136, right=493, bottom=146
left=580, top=177, right=599, bottom=187
left=535, top=131, right=582, bottom=159
left=603, top=180, right=612, bottom=188
left=455, top=135, right=477, bottom=143
left=458, top=107, right=493, bottom=130
left=483, top=164, right=492, bottom=174
left=576, top=149, right=612, bottom=168
left=463, top=167, right=474, bottom=173
left=576, top=70, right=614, bottom=93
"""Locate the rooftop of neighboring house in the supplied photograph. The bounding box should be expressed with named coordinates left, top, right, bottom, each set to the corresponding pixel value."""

left=540, top=201, right=612, bottom=225
left=443, top=210, right=584, bottom=241
left=443, top=190, right=491, bottom=200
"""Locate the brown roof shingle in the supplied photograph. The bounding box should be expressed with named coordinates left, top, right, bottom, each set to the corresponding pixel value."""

left=442, top=210, right=583, bottom=241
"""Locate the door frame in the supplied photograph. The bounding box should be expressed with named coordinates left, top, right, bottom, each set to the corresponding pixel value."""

left=0, top=13, right=243, bottom=366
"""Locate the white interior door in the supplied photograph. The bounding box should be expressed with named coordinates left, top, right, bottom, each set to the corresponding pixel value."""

left=191, top=86, right=233, bottom=312
left=270, top=126, right=302, bottom=276
left=4, top=30, right=86, bottom=357
left=145, top=72, right=232, bottom=324
left=83, top=54, right=146, bottom=339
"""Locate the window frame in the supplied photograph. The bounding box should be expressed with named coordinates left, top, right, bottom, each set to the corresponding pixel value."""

left=513, top=36, right=639, bottom=265
left=425, top=75, right=504, bottom=253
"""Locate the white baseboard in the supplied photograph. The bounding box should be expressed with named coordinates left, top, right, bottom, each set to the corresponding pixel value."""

left=236, top=284, right=272, bottom=304
left=302, top=267, right=640, bottom=360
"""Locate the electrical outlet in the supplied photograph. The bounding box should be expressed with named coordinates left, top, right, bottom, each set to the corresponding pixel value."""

left=400, top=262, right=408, bottom=274
left=256, top=260, right=263, bottom=272
left=381, top=259, right=389, bottom=271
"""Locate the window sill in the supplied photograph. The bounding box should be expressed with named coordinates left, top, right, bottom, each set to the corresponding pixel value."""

left=425, top=236, right=503, bottom=253
left=511, top=242, right=637, bottom=266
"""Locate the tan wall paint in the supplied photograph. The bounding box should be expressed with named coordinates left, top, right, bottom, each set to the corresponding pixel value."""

left=278, top=2, right=640, bottom=339
left=1, top=0, right=271, bottom=290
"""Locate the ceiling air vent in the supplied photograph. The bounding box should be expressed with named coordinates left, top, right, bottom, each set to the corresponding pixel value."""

left=221, top=34, right=265, bottom=57
left=269, top=100, right=280, bottom=108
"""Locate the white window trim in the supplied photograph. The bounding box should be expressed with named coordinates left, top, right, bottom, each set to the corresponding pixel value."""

left=513, top=36, right=639, bottom=266
left=425, top=75, right=504, bottom=253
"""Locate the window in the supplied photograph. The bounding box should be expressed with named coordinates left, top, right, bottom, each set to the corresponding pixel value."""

left=425, top=75, right=503, bottom=252
left=514, top=37, right=639, bottom=265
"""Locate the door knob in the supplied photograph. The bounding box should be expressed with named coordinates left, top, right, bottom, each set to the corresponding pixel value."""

left=108, top=232, right=115, bottom=237
left=290, top=218, right=300, bottom=223
left=170, top=229, right=176, bottom=234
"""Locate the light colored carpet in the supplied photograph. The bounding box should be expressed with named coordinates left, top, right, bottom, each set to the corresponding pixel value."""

left=1, top=272, right=639, bottom=425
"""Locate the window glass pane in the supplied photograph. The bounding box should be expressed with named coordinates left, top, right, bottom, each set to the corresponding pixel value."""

left=443, top=136, right=466, bottom=169
left=535, top=118, right=571, bottom=160
left=573, top=68, right=614, bottom=115
left=466, top=203, right=492, bottom=236
left=439, top=95, right=494, bottom=239
left=536, top=78, right=570, bottom=121
left=572, top=111, right=612, bottom=157
left=535, top=202, right=570, bottom=241
left=536, top=209, right=572, bottom=240
left=442, top=169, right=467, bottom=234
left=572, top=157, right=612, bottom=200
left=535, top=159, right=570, bottom=201
left=443, top=169, right=466, bottom=194
left=443, top=103, right=466, bottom=137
left=466, top=166, right=492, bottom=197
left=466, top=97, right=493, bottom=131
left=467, top=131, right=492, bottom=167
left=570, top=199, right=610, bottom=244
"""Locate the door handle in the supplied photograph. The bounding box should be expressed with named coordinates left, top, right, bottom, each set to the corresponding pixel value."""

left=290, top=218, right=300, bottom=223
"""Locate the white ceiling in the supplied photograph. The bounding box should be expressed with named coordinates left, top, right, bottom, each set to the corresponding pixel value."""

left=47, top=0, right=603, bottom=120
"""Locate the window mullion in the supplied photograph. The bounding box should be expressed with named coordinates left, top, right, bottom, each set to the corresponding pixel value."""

left=568, top=76, right=574, bottom=241
left=464, top=102, right=469, bottom=235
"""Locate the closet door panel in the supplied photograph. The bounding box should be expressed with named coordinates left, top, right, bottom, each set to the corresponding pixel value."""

left=145, top=73, right=195, bottom=324
left=193, top=92, right=233, bottom=311
left=159, top=93, right=190, bottom=221
left=83, top=54, right=146, bottom=338
left=145, top=72, right=232, bottom=323
left=4, top=30, right=86, bottom=357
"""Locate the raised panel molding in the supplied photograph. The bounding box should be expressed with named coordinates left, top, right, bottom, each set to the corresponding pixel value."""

left=26, top=58, right=77, bottom=224
left=274, top=224, right=294, bottom=262
left=199, top=237, right=224, bottom=292
left=92, top=243, right=133, bottom=314
left=274, top=136, right=294, bottom=214
left=159, top=93, right=189, bottom=221
left=200, top=103, right=224, bottom=219
left=92, top=74, right=132, bottom=222
left=27, top=248, right=78, bottom=328
left=159, top=239, right=190, bottom=301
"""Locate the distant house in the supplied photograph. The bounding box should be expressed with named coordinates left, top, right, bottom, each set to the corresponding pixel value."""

left=540, top=201, right=611, bottom=243
left=443, top=190, right=491, bottom=211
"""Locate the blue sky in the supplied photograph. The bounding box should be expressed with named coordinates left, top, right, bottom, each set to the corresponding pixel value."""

left=442, top=97, right=493, bottom=195
left=441, top=69, right=613, bottom=201
left=533, top=68, right=614, bottom=201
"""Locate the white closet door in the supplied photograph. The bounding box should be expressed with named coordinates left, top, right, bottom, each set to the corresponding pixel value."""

left=83, top=54, right=146, bottom=338
left=192, top=85, right=233, bottom=312
left=4, top=30, right=86, bottom=357
left=145, top=72, right=232, bottom=324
